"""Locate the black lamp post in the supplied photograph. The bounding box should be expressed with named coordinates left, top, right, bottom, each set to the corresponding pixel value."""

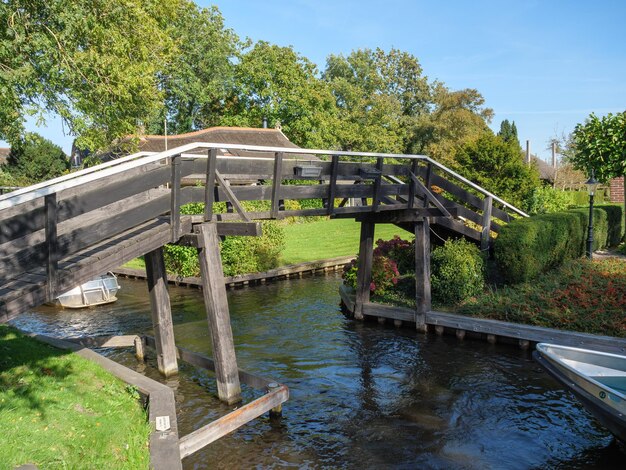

left=585, top=170, right=599, bottom=259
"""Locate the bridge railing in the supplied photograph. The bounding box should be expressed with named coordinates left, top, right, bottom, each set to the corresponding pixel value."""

left=0, top=142, right=528, bottom=301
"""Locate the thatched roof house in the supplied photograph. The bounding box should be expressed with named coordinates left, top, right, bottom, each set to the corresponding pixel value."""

left=85, top=127, right=316, bottom=164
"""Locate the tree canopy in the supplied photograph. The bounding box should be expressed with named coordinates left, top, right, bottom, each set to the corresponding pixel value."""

left=5, top=132, right=68, bottom=182
left=570, top=111, right=626, bottom=182
left=498, top=119, right=520, bottom=148
left=0, top=0, right=183, bottom=150
left=454, top=133, right=540, bottom=208
left=146, top=4, right=239, bottom=135
left=220, top=41, right=339, bottom=149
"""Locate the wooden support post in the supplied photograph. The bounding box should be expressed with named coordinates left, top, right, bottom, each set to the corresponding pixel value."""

left=487, top=334, right=497, bottom=344
left=196, top=223, right=242, bottom=404
left=481, top=196, right=493, bottom=252
left=270, top=152, right=284, bottom=219
left=145, top=248, right=178, bottom=377
left=355, top=221, right=375, bottom=320
left=134, top=336, right=145, bottom=362
left=435, top=325, right=445, bottom=336
left=456, top=329, right=466, bottom=340
left=267, top=382, right=283, bottom=419
left=44, top=193, right=58, bottom=301
left=170, top=154, right=182, bottom=242
left=204, top=148, right=218, bottom=222
left=414, top=219, right=431, bottom=332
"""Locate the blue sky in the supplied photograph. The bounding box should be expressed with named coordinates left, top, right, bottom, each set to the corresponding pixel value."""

left=5, top=1, right=625, bottom=162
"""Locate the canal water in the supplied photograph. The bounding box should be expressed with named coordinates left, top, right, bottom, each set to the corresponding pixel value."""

left=11, top=273, right=624, bottom=469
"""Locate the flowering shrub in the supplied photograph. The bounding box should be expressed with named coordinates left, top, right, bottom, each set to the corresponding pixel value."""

left=370, top=256, right=400, bottom=295
left=373, top=236, right=414, bottom=274
left=342, top=254, right=400, bottom=296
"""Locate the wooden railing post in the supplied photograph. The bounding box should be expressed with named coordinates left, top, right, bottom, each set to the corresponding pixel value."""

left=327, top=155, right=339, bottom=215
left=170, top=154, right=182, bottom=241
left=270, top=152, right=284, bottom=219
left=145, top=247, right=178, bottom=377
left=196, top=223, right=242, bottom=404
left=371, top=157, right=384, bottom=212
left=423, top=163, right=432, bottom=208
left=355, top=221, right=375, bottom=320
left=44, top=193, right=58, bottom=301
left=481, top=196, right=493, bottom=252
left=408, top=160, right=419, bottom=209
left=415, top=218, right=431, bottom=332
left=204, top=148, right=218, bottom=222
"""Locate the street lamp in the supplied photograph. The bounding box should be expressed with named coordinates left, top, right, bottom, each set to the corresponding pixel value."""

left=585, top=170, right=599, bottom=259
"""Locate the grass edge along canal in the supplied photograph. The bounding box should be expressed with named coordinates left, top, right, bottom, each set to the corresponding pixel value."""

left=0, top=324, right=151, bottom=469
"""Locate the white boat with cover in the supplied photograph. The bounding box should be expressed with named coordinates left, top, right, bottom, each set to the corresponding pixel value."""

left=534, top=343, right=626, bottom=444
left=53, top=272, right=121, bottom=309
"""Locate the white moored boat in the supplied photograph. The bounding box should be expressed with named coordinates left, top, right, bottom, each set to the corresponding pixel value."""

left=534, top=343, right=626, bottom=444
left=53, top=272, right=121, bottom=309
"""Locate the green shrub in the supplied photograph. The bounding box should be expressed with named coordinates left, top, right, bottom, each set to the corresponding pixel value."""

left=494, top=205, right=624, bottom=284
left=525, top=186, right=572, bottom=214
left=597, top=204, right=625, bottom=247
left=220, top=220, right=285, bottom=276
left=431, top=239, right=485, bottom=305
left=164, top=244, right=200, bottom=278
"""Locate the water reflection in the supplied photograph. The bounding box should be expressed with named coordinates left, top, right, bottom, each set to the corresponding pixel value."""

left=11, top=273, right=622, bottom=469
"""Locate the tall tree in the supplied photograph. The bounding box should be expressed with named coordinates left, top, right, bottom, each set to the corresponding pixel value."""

left=0, top=0, right=181, bottom=150
left=221, top=41, right=338, bottom=149
left=5, top=132, right=68, bottom=182
left=413, top=85, right=493, bottom=166
left=323, top=48, right=431, bottom=153
left=146, top=4, right=240, bottom=135
left=570, top=111, right=626, bottom=236
left=454, top=133, right=540, bottom=208
left=498, top=119, right=520, bottom=148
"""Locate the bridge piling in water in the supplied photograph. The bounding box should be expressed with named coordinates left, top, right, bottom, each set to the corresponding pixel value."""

left=145, top=247, right=179, bottom=377
left=196, top=222, right=242, bottom=405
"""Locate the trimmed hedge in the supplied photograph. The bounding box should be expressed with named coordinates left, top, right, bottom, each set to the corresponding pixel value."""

left=495, top=205, right=624, bottom=284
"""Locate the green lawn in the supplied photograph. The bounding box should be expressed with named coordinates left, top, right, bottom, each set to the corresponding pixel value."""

left=0, top=325, right=151, bottom=469
left=281, top=218, right=413, bottom=264
left=123, top=218, right=412, bottom=271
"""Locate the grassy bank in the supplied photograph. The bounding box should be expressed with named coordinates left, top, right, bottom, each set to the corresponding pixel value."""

left=0, top=325, right=151, bottom=469
left=458, top=258, right=626, bottom=337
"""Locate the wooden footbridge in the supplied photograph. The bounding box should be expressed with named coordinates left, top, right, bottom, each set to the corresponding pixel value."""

left=0, top=142, right=527, bottom=466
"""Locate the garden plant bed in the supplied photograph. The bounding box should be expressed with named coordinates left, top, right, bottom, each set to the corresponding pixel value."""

left=459, top=257, right=626, bottom=338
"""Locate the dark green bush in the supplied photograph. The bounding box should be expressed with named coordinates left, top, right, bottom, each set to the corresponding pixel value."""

left=597, top=204, right=624, bottom=247
left=495, top=205, right=624, bottom=284
left=431, top=239, right=485, bottom=305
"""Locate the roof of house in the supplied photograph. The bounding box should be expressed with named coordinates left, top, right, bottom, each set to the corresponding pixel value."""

left=532, top=156, right=556, bottom=182
left=101, top=127, right=317, bottom=161
left=0, top=147, right=9, bottom=165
